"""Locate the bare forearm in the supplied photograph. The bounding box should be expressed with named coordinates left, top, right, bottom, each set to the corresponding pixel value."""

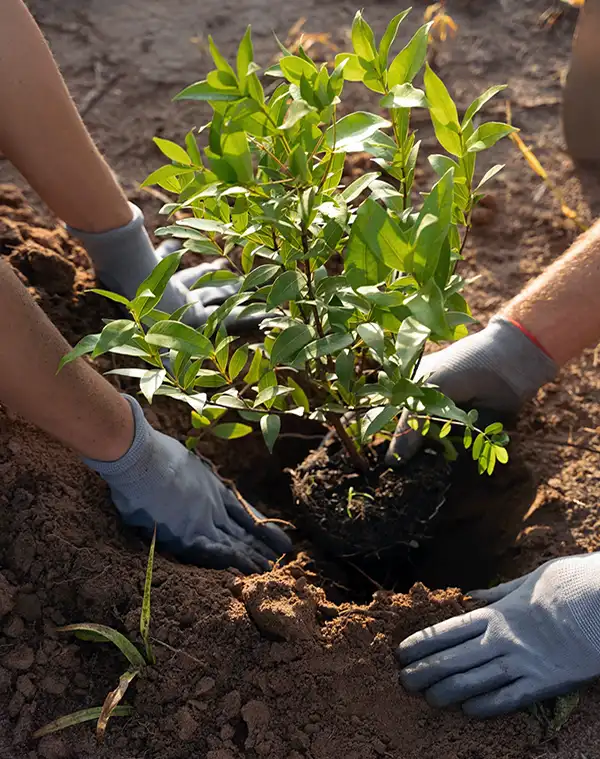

left=503, top=220, right=600, bottom=365
left=0, top=261, right=133, bottom=460
left=0, top=0, right=131, bottom=232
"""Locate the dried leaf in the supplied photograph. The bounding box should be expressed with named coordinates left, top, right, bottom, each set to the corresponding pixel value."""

left=509, top=133, right=548, bottom=180
left=97, top=670, right=139, bottom=743
left=33, top=706, right=132, bottom=739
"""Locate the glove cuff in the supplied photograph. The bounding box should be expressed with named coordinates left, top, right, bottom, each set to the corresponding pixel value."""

left=487, top=315, right=558, bottom=403
left=563, top=553, right=600, bottom=654
left=66, top=202, right=145, bottom=246
left=82, top=394, right=152, bottom=477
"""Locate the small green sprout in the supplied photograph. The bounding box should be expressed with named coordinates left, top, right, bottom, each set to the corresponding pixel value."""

left=33, top=529, right=157, bottom=742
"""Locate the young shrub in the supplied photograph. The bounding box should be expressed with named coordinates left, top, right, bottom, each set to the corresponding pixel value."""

left=63, top=9, right=514, bottom=476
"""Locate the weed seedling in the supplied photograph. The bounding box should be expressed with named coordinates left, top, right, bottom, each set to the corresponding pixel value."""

left=33, top=529, right=157, bottom=742
left=346, top=486, right=375, bottom=519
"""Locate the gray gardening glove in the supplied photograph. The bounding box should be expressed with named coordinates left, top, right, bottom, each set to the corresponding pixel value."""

left=386, top=315, right=557, bottom=465
left=397, top=553, right=600, bottom=718
left=83, top=395, right=291, bottom=574
left=68, top=203, right=261, bottom=331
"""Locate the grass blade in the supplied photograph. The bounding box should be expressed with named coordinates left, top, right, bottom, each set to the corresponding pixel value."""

left=140, top=526, right=156, bottom=664
left=57, top=624, right=146, bottom=669
left=33, top=706, right=133, bottom=739
left=97, top=670, right=139, bottom=743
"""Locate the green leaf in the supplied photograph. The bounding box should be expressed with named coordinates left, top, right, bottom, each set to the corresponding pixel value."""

left=58, top=624, right=145, bottom=669
left=221, top=131, right=254, bottom=183
left=213, top=391, right=247, bottom=410
left=192, top=406, right=226, bottom=428
left=141, top=165, right=192, bottom=191
left=381, top=83, right=428, bottom=109
left=241, top=264, right=281, bottom=292
left=58, top=333, right=100, bottom=371
left=174, top=80, right=241, bottom=102
left=132, top=251, right=185, bottom=318
left=244, top=348, right=263, bottom=383
left=475, top=163, right=504, bottom=191
left=485, top=422, right=504, bottom=435
left=335, top=349, right=355, bottom=391
left=394, top=317, right=429, bottom=371
left=33, top=706, right=133, bottom=739
left=153, top=137, right=191, bottom=165
left=88, top=289, right=131, bottom=308
left=190, top=269, right=239, bottom=290
left=463, top=427, right=473, bottom=450
left=388, top=23, right=432, bottom=87
left=465, top=122, right=517, bottom=153
left=351, top=10, right=377, bottom=62
left=260, top=414, right=281, bottom=453
left=345, top=198, right=408, bottom=288
left=302, top=332, right=354, bottom=360
left=279, top=55, right=317, bottom=84
left=495, top=445, right=509, bottom=464
left=334, top=53, right=366, bottom=82
left=424, top=64, right=462, bottom=156
left=140, top=528, right=156, bottom=664
left=287, top=377, right=310, bottom=412
left=236, top=26, right=254, bottom=85
left=378, top=9, right=412, bottom=68
left=410, top=168, right=454, bottom=284
left=486, top=445, right=497, bottom=475
left=341, top=172, right=380, bottom=202
left=472, top=432, right=485, bottom=461
left=267, top=270, right=307, bottom=308
left=439, top=421, right=452, bottom=438
left=185, top=129, right=203, bottom=165
left=326, top=112, right=392, bottom=153
left=212, top=422, right=253, bottom=440
left=462, top=85, right=507, bottom=127
left=289, top=142, right=310, bottom=182
left=424, top=63, right=459, bottom=127
left=254, top=385, right=293, bottom=407
left=193, top=369, right=228, bottom=388
left=92, top=320, right=138, bottom=358
left=209, top=35, right=237, bottom=78
left=281, top=99, right=316, bottom=130
left=139, top=369, right=166, bottom=404
left=357, top=322, right=385, bottom=358
left=270, top=323, right=315, bottom=365
left=146, top=321, right=212, bottom=357
left=362, top=405, right=401, bottom=441
left=229, top=345, right=249, bottom=380
left=405, top=279, right=449, bottom=337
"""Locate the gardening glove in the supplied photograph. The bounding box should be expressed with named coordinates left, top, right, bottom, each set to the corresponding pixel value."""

left=67, top=203, right=262, bottom=332
left=397, top=553, right=600, bottom=718
left=386, top=315, right=557, bottom=465
left=83, top=395, right=292, bottom=574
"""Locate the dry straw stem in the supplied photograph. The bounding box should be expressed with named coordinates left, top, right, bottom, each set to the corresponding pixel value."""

left=505, top=100, right=587, bottom=231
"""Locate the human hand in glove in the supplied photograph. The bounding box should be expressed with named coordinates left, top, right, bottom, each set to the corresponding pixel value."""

left=84, top=395, right=291, bottom=574
left=386, top=315, right=557, bottom=465
left=396, top=553, right=600, bottom=717
left=68, top=203, right=262, bottom=332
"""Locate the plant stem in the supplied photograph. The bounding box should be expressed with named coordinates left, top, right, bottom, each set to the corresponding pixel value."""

left=326, top=412, right=368, bottom=472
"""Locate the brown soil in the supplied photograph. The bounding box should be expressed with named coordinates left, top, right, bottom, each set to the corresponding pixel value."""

left=291, top=437, right=536, bottom=592
left=1, top=0, right=600, bottom=756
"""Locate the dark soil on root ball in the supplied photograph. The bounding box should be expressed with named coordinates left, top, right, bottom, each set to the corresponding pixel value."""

left=291, top=437, right=536, bottom=593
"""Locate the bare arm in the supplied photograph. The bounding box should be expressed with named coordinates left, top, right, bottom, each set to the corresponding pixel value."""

left=0, top=0, right=131, bottom=232
left=503, top=220, right=600, bottom=365
left=0, top=260, right=133, bottom=460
